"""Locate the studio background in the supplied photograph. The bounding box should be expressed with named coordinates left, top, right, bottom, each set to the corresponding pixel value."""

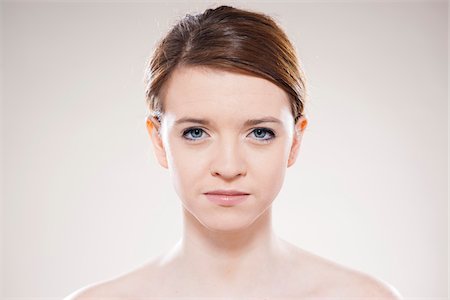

left=1, top=0, right=447, bottom=299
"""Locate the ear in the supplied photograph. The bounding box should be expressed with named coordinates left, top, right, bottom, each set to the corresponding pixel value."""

left=146, top=116, right=168, bottom=169
left=287, top=115, right=308, bottom=168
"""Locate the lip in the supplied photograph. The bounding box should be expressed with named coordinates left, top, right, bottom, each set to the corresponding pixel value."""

left=205, top=189, right=250, bottom=196
left=204, top=190, right=250, bottom=206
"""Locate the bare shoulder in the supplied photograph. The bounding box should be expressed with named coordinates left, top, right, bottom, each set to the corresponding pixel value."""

left=63, top=259, right=161, bottom=300
left=63, top=280, right=115, bottom=300
left=325, top=267, right=403, bottom=299
left=62, top=275, right=143, bottom=300
left=285, top=243, right=403, bottom=299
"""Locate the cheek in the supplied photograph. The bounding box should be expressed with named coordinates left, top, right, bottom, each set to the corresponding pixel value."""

left=165, top=139, right=206, bottom=196
left=248, top=144, right=289, bottom=193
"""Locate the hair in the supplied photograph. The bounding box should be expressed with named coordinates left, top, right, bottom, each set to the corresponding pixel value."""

left=144, top=5, right=307, bottom=124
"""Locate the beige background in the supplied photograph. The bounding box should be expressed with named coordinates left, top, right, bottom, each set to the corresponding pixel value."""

left=1, top=0, right=448, bottom=299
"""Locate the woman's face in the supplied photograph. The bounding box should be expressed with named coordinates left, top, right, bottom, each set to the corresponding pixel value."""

left=147, top=66, right=307, bottom=232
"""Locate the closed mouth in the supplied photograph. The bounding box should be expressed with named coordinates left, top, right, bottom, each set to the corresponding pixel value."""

left=204, top=190, right=250, bottom=196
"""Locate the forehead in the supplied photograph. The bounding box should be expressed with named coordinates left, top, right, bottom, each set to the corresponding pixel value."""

left=161, top=66, right=292, bottom=119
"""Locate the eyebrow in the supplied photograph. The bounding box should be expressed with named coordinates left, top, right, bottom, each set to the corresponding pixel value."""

left=174, top=116, right=282, bottom=127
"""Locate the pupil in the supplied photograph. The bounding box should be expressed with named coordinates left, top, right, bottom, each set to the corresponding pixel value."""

left=256, top=129, right=264, bottom=137
left=193, top=129, right=201, bottom=137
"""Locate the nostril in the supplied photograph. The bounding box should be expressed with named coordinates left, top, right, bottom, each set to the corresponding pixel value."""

left=210, top=169, right=246, bottom=178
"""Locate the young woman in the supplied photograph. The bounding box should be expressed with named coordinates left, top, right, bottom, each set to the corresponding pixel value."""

left=67, top=5, right=402, bottom=299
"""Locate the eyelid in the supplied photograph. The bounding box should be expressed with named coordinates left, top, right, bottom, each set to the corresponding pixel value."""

left=182, top=126, right=208, bottom=133
left=249, top=127, right=275, bottom=134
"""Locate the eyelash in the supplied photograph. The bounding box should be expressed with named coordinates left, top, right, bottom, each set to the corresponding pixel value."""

left=181, top=127, right=276, bottom=143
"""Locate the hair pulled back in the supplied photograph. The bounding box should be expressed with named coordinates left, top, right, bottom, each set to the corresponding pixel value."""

left=144, top=5, right=307, bottom=124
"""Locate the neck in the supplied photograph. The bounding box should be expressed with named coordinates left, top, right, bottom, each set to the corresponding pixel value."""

left=160, top=206, right=287, bottom=283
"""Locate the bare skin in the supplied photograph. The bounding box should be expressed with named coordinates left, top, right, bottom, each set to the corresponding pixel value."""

left=65, top=67, right=402, bottom=300
left=66, top=230, right=402, bottom=299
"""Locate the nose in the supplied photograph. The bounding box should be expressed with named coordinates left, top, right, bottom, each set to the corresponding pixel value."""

left=209, top=138, right=247, bottom=179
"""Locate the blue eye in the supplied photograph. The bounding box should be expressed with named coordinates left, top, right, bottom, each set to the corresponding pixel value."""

left=182, top=128, right=207, bottom=141
left=181, top=127, right=276, bottom=143
left=249, top=128, right=275, bottom=142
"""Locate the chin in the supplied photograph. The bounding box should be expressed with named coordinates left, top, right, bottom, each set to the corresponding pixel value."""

left=185, top=203, right=271, bottom=233
left=201, top=218, right=256, bottom=233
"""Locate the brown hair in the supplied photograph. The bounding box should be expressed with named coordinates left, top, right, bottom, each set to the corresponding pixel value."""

left=144, top=5, right=307, bottom=124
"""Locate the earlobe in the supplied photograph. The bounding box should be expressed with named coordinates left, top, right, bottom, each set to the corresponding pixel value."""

left=146, top=116, right=169, bottom=169
left=287, top=115, right=308, bottom=168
